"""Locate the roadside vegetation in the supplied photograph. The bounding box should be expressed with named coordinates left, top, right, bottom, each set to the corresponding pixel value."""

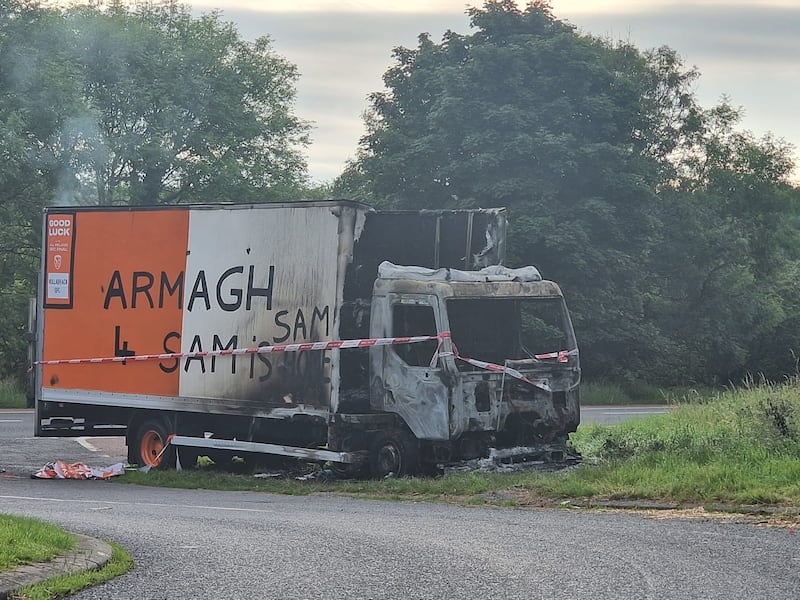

left=10, top=543, right=133, bottom=600
left=580, top=381, right=716, bottom=405
left=0, top=515, right=76, bottom=571
left=559, top=379, right=800, bottom=506
left=120, top=380, right=800, bottom=512
left=0, top=515, right=133, bottom=600
left=0, top=379, right=25, bottom=409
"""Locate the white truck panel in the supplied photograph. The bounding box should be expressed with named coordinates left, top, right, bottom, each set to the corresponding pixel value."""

left=179, top=205, right=343, bottom=405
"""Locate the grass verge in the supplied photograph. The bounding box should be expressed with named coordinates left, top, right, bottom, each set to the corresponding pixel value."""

left=0, top=379, right=26, bottom=409
left=0, top=516, right=76, bottom=571
left=10, top=542, right=133, bottom=600
left=566, top=380, right=800, bottom=506
left=1, top=515, right=133, bottom=600
left=581, top=380, right=717, bottom=405
left=118, top=380, right=800, bottom=514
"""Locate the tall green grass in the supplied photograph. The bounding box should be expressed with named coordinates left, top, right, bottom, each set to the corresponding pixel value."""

left=0, top=378, right=26, bottom=409
left=0, top=515, right=76, bottom=571
left=563, top=380, right=800, bottom=504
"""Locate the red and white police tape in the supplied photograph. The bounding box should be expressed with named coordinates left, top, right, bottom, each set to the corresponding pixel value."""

left=432, top=336, right=558, bottom=392
left=33, top=334, right=441, bottom=366
left=533, top=350, right=575, bottom=363
left=33, top=331, right=573, bottom=391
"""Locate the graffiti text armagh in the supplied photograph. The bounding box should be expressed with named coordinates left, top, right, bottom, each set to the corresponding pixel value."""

left=102, top=265, right=275, bottom=312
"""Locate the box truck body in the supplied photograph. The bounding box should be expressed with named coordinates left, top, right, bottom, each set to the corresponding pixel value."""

left=34, top=201, right=580, bottom=476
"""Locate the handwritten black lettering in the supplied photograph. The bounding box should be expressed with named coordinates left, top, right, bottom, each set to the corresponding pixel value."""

left=217, top=267, right=244, bottom=312
left=113, top=325, right=135, bottom=364
left=159, top=272, right=184, bottom=309
left=257, top=342, right=272, bottom=382
left=184, top=335, right=206, bottom=373
left=159, top=331, right=181, bottom=373
left=187, top=271, right=210, bottom=311
left=246, top=265, right=274, bottom=310
left=104, top=271, right=127, bottom=309
left=311, top=305, right=330, bottom=337
left=132, top=271, right=154, bottom=309
left=103, top=265, right=275, bottom=312
left=273, top=310, right=291, bottom=343
left=211, top=334, right=238, bottom=374
left=293, top=309, right=307, bottom=341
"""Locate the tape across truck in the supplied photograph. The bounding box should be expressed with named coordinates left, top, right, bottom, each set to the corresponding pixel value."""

left=36, top=334, right=443, bottom=366
left=37, top=330, right=567, bottom=393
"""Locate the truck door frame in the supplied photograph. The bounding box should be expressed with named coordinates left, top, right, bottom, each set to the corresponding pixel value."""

left=371, top=293, right=458, bottom=441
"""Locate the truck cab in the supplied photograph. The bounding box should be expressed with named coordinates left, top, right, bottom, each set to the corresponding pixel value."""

left=333, top=261, right=580, bottom=476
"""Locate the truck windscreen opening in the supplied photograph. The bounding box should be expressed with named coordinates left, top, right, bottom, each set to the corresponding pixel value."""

left=446, top=297, right=572, bottom=366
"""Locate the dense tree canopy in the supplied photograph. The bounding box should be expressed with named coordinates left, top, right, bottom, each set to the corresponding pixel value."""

left=336, top=0, right=800, bottom=385
left=649, top=103, right=800, bottom=383
left=2, top=0, right=799, bottom=388
left=53, top=1, right=309, bottom=206
left=0, top=0, right=68, bottom=378
left=0, top=0, right=311, bottom=380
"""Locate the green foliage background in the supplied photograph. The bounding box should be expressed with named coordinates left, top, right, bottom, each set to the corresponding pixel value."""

left=0, top=0, right=316, bottom=382
left=2, top=0, right=800, bottom=390
left=335, top=0, right=800, bottom=387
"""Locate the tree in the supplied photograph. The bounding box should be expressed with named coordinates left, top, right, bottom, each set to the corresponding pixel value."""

left=648, top=102, right=800, bottom=383
left=0, top=0, right=81, bottom=379
left=339, top=0, right=800, bottom=386
left=46, top=0, right=310, bottom=206
left=0, top=0, right=312, bottom=380
left=341, top=0, right=675, bottom=380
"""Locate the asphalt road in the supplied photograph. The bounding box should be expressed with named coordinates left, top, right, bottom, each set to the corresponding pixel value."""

left=2, top=408, right=798, bottom=599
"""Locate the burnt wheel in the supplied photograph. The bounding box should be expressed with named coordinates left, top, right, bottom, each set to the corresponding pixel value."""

left=330, top=461, right=367, bottom=480
left=369, top=431, right=418, bottom=479
left=133, top=419, right=176, bottom=470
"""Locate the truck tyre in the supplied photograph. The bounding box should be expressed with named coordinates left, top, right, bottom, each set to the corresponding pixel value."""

left=132, top=418, right=176, bottom=470
left=330, top=461, right=368, bottom=480
left=369, top=431, right=418, bottom=479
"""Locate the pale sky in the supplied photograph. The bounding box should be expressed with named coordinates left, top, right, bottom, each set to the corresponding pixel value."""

left=187, top=1, right=799, bottom=183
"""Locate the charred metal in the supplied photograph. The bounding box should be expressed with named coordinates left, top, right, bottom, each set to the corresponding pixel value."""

left=36, top=202, right=580, bottom=478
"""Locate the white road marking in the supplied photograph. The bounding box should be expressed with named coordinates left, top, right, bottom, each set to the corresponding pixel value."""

left=0, top=420, right=22, bottom=423
left=584, top=406, right=670, bottom=411
left=76, top=437, right=100, bottom=452
left=602, top=411, right=664, bottom=415
left=0, top=494, right=277, bottom=514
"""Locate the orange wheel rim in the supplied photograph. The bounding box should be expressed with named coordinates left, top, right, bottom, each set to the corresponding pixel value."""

left=140, top=430, right=164, bottom=467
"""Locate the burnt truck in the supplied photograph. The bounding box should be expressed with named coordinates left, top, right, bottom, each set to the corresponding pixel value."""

left=33, top=201, right=580, bottom=477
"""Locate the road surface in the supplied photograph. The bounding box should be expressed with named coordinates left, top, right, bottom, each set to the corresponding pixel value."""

left=580, top=404, right=670, bottom=425
left=2, top=407, right=798, bottom=600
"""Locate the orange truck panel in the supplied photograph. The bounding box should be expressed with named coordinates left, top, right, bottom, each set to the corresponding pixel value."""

left=39, top=205, right=345, bottom=409
left=42, top=210, right=189, bottom=396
